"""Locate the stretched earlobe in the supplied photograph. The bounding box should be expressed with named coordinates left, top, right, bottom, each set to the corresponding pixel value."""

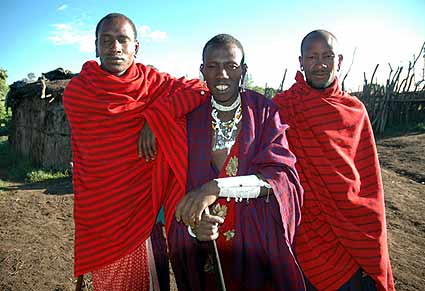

left=240, top=82, right=246, bottom=92
left=133, top=41, right=140, bottom=59
left=298, top=56, right=304, bottom=71
left=240, top=61, right=248, bottom=89
left=199, top=64, right=205, bottom=82
left=95, top=40, right=99, bottom=58
left=240, top=74, right=247, bottom=92
left=337, top=54, right=343, bottom=72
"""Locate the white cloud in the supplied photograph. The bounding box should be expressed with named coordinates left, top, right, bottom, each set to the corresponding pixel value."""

left=57, top=4, right=68, bottom=11
left=47, top=22, right=168, bottom=52
left=47, top=23, right=95, bottom=52
left=138, top=25, right=167, bottom=41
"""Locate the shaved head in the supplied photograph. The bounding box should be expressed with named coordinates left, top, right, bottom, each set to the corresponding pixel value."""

left=299, top=29, right=343, bottom=89
left=96, top=13, right=137, bottom=39
left=202, top=34, right=245, bottom=65
left=301, top=30, right=339, bottom=56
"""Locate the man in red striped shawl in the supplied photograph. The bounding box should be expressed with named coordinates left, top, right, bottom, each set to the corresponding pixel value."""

left=164, top=34, right=305, bottom=291
left=63, top=13, right=206, bottom=291
left=273, top=30, right=395, bottom=291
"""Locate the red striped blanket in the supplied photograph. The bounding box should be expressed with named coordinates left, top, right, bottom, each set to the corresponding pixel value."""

left=63, top=60, right=206, bottom=276
left=273, top=71, right=394, bottom=291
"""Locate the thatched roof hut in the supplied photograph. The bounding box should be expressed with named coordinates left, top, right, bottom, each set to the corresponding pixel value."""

left=7, top=68, right=75, bottom=170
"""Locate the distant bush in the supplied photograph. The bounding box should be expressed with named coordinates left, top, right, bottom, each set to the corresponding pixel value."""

left=0, top=68, right=11, bottom=136
left=0, top=103, right=11, bottom=136
left=248, top=85, right=277, bottom=99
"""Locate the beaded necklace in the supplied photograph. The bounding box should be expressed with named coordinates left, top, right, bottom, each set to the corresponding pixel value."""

left=211, top=94, right=241, bottom=111
left=211, top=95, right=242, bottom=153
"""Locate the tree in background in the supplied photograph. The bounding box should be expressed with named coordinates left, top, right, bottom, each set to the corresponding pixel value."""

left=247, top=84, right=277, bottom=99
left=244, top=73, right=278, bottom=99
left=0, top=68, right=11, bottom=136
left=0, top=69, right=8, bottom=96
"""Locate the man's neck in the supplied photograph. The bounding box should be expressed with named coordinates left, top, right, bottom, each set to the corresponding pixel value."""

left=211, top=93, right=241, bottom=111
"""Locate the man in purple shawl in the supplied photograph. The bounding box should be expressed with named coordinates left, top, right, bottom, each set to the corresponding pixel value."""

left=165, top=34, right=304, bottom=291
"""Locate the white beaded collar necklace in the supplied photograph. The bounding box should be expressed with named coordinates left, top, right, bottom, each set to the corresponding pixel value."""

left=211, top=94, right=241, bottom=112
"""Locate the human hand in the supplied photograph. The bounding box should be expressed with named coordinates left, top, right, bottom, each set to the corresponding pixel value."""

left=175, top=180, right=220, bottom=227
left=192, top=212, right=224, bottom=241
left=138, top=121, right=157, bottom=161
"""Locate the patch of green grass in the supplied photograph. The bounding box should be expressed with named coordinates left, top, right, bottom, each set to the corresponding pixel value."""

left=0, top=178, right=7, bottom=188
left=0, top=137, right=70, bottom=183
left=26, top=169, right=70, bottom=183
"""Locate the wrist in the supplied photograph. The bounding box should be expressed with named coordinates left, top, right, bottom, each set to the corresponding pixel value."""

left=201, top=180, right=220, bottom=198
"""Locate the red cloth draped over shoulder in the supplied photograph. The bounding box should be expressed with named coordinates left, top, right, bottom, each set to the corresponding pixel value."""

left=63, top=60, right=207, bottom=276
left=273, top=72, right=394, bottom=291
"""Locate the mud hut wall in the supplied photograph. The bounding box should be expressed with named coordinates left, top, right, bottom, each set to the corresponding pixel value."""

left=9, top=81, right=71, bottom=170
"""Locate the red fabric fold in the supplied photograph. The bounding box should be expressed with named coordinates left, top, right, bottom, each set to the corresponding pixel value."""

left=274, top=71, right=394, bottom=291
left=63, top=60, right=207, bottom=276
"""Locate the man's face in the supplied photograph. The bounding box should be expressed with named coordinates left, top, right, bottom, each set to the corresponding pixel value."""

left=299, top=36, right=342, bottom=89
left=201, top=44, right=246, bottom=104
left=95, top=17, right=139, bottom=76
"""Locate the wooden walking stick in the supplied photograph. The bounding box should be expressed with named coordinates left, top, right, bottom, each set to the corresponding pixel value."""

left=205, top=207, right=227, bottom=291
left=75, top=275, right=83, bottom=291
left=210, top=239, right=226, bottom=291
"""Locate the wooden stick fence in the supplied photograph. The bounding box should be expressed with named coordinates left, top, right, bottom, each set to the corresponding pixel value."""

left=359, top=42, right=425, bottom=134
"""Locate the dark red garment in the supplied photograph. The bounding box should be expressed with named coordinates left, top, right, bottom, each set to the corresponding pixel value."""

left=204, top=140, right=274, bottom=291
left=273, top=72, right=395, bottom=291
left=168, top=90, right=305, bottom=291
left=63, top=60, right=206, bottom=276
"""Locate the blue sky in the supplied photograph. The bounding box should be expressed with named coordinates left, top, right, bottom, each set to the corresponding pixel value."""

left=1, top=0, right=424, bottom=91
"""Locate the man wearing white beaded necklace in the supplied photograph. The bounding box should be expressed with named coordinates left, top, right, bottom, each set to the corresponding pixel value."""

left=138, top=34, right=305, bottom=290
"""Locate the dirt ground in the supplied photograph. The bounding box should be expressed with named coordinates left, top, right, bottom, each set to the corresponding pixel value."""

left=1, top=133, right=424, bottom=291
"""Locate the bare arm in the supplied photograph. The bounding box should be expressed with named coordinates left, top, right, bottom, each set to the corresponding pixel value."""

left=175, top=176, right=272, bottom=227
